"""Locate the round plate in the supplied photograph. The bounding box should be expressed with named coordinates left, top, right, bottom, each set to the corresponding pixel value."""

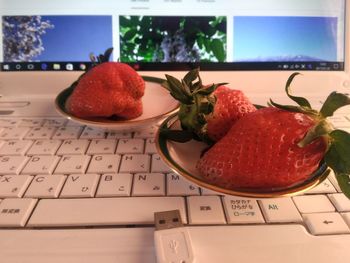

left=55, top=76, right=180, bottom=131
left=156, top=113, right=330, bottom=198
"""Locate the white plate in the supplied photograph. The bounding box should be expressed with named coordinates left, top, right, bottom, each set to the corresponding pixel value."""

left=156, top=113, right=330, bottom=198
left=55, top=76, right=179, bottom=131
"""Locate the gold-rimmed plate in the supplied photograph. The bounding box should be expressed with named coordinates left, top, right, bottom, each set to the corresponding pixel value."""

left=156, top=113, right=330, bottom=198
left=55, top=76, right=180, bottom=131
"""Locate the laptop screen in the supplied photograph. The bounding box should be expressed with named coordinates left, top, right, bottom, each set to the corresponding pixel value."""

left=0, top=0, right=347, bottom=72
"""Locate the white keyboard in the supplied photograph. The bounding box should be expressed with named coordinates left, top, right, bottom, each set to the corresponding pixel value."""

left=0, top=116, right=350, bottom=237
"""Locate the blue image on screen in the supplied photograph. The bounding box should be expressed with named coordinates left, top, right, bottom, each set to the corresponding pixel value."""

left=2, top=15, right=112, bottom=62
left=233, top=16, right=338, bottom=62
left=37, top=15, right=113, bottom=61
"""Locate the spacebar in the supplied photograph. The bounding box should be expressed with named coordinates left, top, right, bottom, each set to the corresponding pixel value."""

left=27, top=197, right=187, bottom=227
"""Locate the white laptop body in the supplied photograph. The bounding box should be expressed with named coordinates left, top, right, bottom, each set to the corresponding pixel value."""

left=0, top=1, right=350, bottom=262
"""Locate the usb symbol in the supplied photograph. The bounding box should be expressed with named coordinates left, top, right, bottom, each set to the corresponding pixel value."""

left=169, top=239, right=179, bottom=254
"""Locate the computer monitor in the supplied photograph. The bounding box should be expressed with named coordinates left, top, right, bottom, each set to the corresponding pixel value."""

left=0, top=0, right=349, bottom=99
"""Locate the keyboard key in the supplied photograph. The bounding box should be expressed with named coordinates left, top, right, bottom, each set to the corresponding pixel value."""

left=200, top=188, right=223, bottom=196
left=303, top=212, right=350, bottom=235
left=0, top=175, right=33, bottom=198
left=54, top=155, right=91, bottom=174
left=133, top=126, right=157, bottom=139
left=0, top=140, right=33, bottom=155
left=0, top=127, right=30, bottom=140
left=328, top=171, right=342, bottom=192
left=17, top=119, right=43, bottom=127
left=96, top=173, right=133, bottom=197
left=151, top=154, right=172, bottom=173
left=145, top=138, right=157, bottom=154
left=293, top=195, right=335, bottom=213
left=328, top=193, right=350, bottom=212
left=187, top=196, right=226, bottom=225
left=43, top=118, right=67, bottom=127
left=24, top=175, right=67, bottom=198
left=0, top=119, right=20, bottom=127
left=116, top=139, right=144, bottom=154
left=22, top=155, right=60, bottom=174
left=107, top=131, right=132, bottom=139
left=223, top=196, right=265, bottom=224
left=259, top=198, right=302, bottom=223
left=86, top=139, right=117, bottom=154
left=0, top=156, right=29, bottom=175
left=0, top=198, right=37, bottom=227
left=342, top=212, right=350, bottom=227
left=167, top=173, right=200, bottom=196
left=80, top=126, right=106, bottom=139
left=87, top=154, right=121, bottom=174
left=119, top=154, right=150, bottom=173
left=24, top=127, right=56, bottom=140
left=305, top=179, right=337, bottom=194
left=27, top=197, right=187, bottom=227
left=329, top=115, right=350, bottom=128
left=52, top=126, right=83, bottom=139
left=132, top=173, right=165, bottom=196
left=26, top=139, right=62, bottom=156
left=60, top=174, right=100, bottom=198
left=56, top=139, right=90, bottom=155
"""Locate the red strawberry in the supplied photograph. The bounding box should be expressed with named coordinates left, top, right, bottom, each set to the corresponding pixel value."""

left=163, top=68, right=256, bottom=142
left=197, top=73, right=350, bottom=196
left=66, top=49, right=145, bottom=119
left=207, top=86, right=257, bottom=141
left=197, top=107, right=327, bottom=189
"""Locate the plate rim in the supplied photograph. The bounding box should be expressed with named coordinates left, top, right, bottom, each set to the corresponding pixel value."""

left=156, top=113, right=330, bottom=198
left=54, top=75, right=180, bottom=127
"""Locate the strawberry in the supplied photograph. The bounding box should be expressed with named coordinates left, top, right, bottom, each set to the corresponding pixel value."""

left=66, top=48, right=145, bottom=119
left=207, top=86, right=257, bottom=141
left=163, top=68, right=256, bottom=143
left=196, top=73, right=350, bottom=197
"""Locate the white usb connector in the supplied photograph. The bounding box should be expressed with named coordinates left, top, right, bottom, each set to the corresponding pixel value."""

left=154, top=210, right=194, bottom=263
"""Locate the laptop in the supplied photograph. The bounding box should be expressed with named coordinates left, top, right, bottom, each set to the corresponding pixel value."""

left=0, top=0, right=349, bottom=262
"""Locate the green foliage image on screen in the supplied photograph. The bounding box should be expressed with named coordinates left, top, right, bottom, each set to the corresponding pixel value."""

left=119, top=16, right=227, bottom=63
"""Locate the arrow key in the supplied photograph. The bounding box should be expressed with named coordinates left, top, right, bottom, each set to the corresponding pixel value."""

left=303, top=212, right=350, bottom=235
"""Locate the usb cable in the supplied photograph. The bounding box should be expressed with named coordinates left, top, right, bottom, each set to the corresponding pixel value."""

left=154, top=210, right=194, bottom=263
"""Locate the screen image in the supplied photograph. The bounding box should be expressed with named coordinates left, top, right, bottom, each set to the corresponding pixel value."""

left=233, top=16, right=338, bottom=63
left=0, top=0, right=346, bottom=71
left=2, top=15, right=112, bottom=69
left=119, top=16, right=226, bottom=63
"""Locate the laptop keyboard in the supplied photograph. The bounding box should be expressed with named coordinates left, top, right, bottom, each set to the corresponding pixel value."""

left=0, top=116, right=350, bottom=236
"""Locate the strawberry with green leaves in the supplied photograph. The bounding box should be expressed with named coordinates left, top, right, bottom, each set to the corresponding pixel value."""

left=163, top=68, right=256, bottom=143
left=66, top=48, right=145, bottom=119
left=196, top=73, right=350, bottom=198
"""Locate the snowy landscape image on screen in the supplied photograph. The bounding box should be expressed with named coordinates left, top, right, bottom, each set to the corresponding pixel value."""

left=2, top=15, right=112, bottom=62
left=233, top=16, right=338, bottom=62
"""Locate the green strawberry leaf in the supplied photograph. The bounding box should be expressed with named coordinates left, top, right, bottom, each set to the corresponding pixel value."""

left=325, top=130, right=350, bottom=174
left=141, top=76, right=167, bottom=85
left=268, top=99, right=317, bottom=115
left=183, top=68, right=200, bottom=85
left=196, top=83, right=227, bottom=95
left=284, top=72, right=312, bottom=109
left=103, top=47, right=114, bottom=62
left=159, top=128, right=194, bottom=143
left=165, top=74, right=193, bottom=104
left=324, top=130, right=350, bottom=198
left=320, top=92, right=350, bottom=118
left=181, top=80, right=193, bottom=98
